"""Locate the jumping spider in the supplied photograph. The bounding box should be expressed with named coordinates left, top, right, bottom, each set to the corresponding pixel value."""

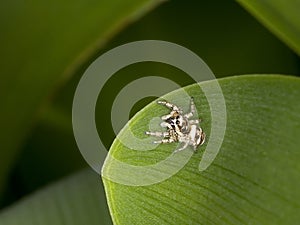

left=146, top=97, right=205, bottom=153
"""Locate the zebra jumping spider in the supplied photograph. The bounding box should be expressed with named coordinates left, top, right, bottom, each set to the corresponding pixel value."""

left=146, top=97, right=205, bottom=153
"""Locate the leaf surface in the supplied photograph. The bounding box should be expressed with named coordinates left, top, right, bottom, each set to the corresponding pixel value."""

left=103, top=75, right=300, bottom=225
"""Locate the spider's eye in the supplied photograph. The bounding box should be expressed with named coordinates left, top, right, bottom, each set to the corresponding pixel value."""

left=176, top=116, right=180, bottom=119
left=176, top=120, right=180, bottom=125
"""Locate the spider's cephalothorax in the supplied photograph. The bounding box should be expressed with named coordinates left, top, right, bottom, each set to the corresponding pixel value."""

left=145, top=97, right=205, bottom=153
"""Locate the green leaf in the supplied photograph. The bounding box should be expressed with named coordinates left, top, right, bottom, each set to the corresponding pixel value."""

left=237, top=0, right=300, bottom=55
left=0, top=169, right=112, bottom=225
left=102, top=75, right=300, bottom=225
left=0, top=0, right=163, bottom=194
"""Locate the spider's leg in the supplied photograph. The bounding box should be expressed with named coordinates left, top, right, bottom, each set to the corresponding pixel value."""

left=193, top=132, right=205, bottom=152
left=193, top=144, right=198, bottom=152
left=145, top=131, right=169, bottom=137
left=200, top=132, right=206, bottom=145
left=173, top=141, right=189, bottom=153
left=160, top=121, right=173, bottom=129
left=161, top=114, right=172, bottom=121
left=157, top=100, right=181, bottom=112
left=154, top=137, right=175, bottom=144
left=184, top=97, right=196, bottom=119
left=189, top=119, right=201, bottom=125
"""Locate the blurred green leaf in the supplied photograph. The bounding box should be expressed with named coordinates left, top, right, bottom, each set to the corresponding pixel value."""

left=107, top=0, right=299, bottom=76
left=103, top=75, right=300, bottom=224
left=0, top=169, right=112, bottom=225
left=237, top=0, right=300, bottom=55
left=0, top=0, right=163, bottom=195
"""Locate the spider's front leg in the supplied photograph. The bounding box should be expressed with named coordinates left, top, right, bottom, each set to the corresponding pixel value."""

left=161, top=114, right=172, bottom=121
left=145, top=131, right=169, bottom=138
left=184, top=97, right=196, bottom=119
left=157, top=100, right=182, bottom=113
left=160, top=121, right=173, bottom=129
